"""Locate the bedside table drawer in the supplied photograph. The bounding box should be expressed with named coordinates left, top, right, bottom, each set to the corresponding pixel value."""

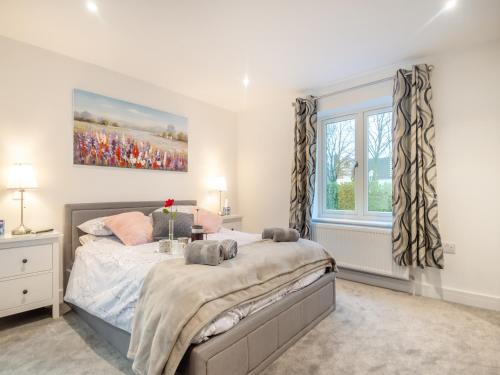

left=0, top=273, right=53, bottom=311
left=222, top=222, right=242, bottom=231
left=0, top=244, right=52, bottom=279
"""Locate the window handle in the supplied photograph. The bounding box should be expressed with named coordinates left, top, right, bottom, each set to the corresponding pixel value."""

left=352, top=161, right=359, bottom=178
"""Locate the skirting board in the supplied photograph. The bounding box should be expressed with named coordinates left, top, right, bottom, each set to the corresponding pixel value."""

left=416, top=282, right=500, bottom=312
left=337, top=267, right=412, bottom=294
left=337, top=267, right=500, bottom=311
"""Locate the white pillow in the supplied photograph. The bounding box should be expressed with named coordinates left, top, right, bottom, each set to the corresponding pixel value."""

left=77, top=217, right=113, bottom=236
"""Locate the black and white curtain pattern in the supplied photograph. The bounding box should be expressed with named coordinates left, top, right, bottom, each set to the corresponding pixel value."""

left=289, top=96, right=318, bottom=240
left=392, top=64, right=444, bottom=269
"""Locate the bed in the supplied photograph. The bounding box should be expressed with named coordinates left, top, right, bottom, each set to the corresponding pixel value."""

left=63, top=201, right=336, bottom=375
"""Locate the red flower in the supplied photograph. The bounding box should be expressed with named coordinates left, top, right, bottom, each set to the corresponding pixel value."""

left=164, top=198, right=174, bottom=208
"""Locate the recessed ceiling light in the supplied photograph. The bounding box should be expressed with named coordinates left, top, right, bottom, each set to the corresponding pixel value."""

left=243, top=75, right=250, bottom=88
left=443, top=0, right=457, bottom=11
left=86, top=1, right=98, bottom=13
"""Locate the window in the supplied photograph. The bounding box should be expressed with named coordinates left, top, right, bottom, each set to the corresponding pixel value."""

left=318, top=106, right=393, bottom=222
left=324, top=117, right=356, bottom=211
left=366, top=109, right=392, bottom=213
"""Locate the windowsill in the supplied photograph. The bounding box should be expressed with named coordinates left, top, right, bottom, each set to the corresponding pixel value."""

left=312, top=217, right=392, bottom=229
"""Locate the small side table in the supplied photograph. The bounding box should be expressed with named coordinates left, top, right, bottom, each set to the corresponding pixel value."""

left=0, top=231, right=62, bottom=319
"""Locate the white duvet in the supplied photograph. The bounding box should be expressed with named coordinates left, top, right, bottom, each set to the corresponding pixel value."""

left=64, top=228, right=325, bottom=343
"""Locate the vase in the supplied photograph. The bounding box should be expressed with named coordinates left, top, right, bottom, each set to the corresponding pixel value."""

left=159, top=239, right=171, bottom=253
left=168, top=219, right=175, bottom=241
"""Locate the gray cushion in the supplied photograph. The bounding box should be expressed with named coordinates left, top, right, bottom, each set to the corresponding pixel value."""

left=152, top=211, right=194, bottom=239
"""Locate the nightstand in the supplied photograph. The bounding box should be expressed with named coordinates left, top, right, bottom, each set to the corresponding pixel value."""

left=0, top=232, right=62, bottom=319
left=221, top=215, right=243, bottom=231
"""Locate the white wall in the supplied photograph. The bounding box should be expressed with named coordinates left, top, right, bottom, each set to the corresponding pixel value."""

left=237, top=91, right=298, bottom=232
left=419, top=41, right=500, bottom=307
left=0, top=36, right=238, bottom=233
left=237, top=41, right=500, bottom=309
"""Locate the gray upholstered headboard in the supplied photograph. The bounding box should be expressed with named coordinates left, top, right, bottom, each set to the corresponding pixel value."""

left=63, top=200, right=197, bottom=289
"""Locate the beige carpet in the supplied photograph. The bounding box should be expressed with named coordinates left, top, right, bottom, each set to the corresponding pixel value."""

left=1, top=279, right=499, bottom=375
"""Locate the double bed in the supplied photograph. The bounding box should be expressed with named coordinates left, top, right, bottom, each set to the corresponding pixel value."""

left=63, top=201, right=336, bottom=375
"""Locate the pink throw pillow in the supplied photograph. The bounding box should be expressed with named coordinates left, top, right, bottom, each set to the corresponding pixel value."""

left=198, top=208, right=223, bottom=233
left=104, top=211, right=153, bottom=246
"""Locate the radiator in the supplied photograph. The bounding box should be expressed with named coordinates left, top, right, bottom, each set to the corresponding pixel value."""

left=312, top=222, right=409, bottom=280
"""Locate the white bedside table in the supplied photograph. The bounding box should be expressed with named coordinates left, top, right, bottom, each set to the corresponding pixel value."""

left=0, top=231, right=62, bottom=319
left=221, top=215, right=243, bottom=231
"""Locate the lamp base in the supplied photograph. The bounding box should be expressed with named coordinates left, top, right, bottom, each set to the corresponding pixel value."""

left=12, top=224, right=32, bottom=235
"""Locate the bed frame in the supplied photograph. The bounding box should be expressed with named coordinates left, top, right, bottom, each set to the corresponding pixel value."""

left=64, top=201, right=336, bottom=375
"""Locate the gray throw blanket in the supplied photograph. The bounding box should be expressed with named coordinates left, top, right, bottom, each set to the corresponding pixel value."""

left=220, top=239, right=238, bottom=260
left=262, top=227, right=300, bottom=242
left=184, top=240, right=223, bottom=266
left=128, top=239, right=335, bottom=375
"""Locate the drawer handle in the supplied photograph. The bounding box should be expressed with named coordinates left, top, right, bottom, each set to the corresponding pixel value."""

left=22, top=258, right=28, bottom=264
left=22, top=289, right=28, bottom=295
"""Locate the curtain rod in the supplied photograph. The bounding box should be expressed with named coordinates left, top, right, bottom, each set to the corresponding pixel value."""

left=292, top=65, right=434, bottom=106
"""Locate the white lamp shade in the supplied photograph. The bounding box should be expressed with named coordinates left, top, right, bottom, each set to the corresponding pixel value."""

left=212, top=176, right=227, bottom=192
left=7, top=164, right=38, bottom=189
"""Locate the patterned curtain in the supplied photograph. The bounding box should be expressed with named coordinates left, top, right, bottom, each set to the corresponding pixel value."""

left=392, top=64, right=444, bottom=269
left=289, top=96, right=318, bottom=239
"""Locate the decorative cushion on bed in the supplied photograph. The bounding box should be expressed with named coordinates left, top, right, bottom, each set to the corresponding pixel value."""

left=77, top=217, right=113, bottom=236
left=151, top=205, right=195, bottom=216
left=198, top=208, right=223, bottom=233
left=151, top=206, right=222, bottom=233
left=104, top=212, right=153, bottom=246
left=152, top=212, right=194, bottom=239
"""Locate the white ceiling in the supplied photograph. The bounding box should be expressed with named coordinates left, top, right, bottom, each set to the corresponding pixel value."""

left=1, top=0, right=499, bottom=111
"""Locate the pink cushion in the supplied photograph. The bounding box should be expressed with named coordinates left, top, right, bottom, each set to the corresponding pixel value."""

left=104, top=212, right=153, bottom=246
left=198, top=208, right=223, bottom=233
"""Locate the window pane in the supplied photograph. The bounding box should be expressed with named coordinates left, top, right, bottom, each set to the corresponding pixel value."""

left=367, top=111, right=392, bottom=212
left=325, top=119, right=356, bottom=211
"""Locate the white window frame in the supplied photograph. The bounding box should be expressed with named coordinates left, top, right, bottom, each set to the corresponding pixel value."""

left=363, top=107, right=393, bottom=221
left=317, top=104, right=393, bottom=224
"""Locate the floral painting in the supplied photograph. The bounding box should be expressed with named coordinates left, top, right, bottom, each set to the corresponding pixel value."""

left=73, top=89, right=188, bottom=172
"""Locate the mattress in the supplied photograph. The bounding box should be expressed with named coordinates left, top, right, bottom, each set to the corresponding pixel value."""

left=64, top=228, right=326, bottom=343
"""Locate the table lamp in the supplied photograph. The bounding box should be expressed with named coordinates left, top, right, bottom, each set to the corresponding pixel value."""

left=7, top=163, right=38, bottom=235
left=213, top=176, right=227, bottom=216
